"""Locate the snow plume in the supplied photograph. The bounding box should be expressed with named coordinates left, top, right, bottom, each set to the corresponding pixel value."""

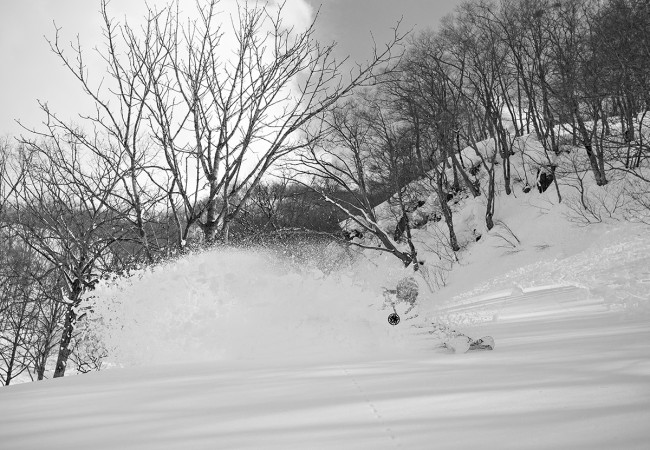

left=83, top=246, right=412, bottom=368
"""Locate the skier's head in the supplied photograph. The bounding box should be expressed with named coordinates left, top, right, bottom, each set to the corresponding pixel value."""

left=396, top=276, right=418, bottom=304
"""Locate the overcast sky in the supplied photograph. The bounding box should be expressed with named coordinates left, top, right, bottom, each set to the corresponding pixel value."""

left=0, top=0, right=461, bottom=137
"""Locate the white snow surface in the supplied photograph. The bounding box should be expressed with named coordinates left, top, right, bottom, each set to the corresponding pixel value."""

left=2, top=143, right=650, bottom=448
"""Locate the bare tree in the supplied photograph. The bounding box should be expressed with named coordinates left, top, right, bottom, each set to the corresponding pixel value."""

left=138, top=0, right=405, bottom=245
left=396, top=32, right=484, bottom=247
left=26, top=279, right=64, bottom=381
left=448, top=1, right=518, bottom=196
left=0, top=257, right=33, bottom=385
left=409, top=3, right=510, bottom=231
left=46, top=0, right=404, bottom=249
left=540, top=0, right=610, bottom=185
left=361, top=92, right=428, bottom=256
left=45, top=1, right=170, bottom=262
left=12, top=134, right=128, bottom=378
left=291, top=99, right=419, bottom=268
left=0, top=138, right=25, bottom=227
left=397, top=36, right=481, bottom=198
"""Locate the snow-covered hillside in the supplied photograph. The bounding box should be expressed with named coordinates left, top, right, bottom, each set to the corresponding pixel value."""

left=1, top=132, right=649, bottom=449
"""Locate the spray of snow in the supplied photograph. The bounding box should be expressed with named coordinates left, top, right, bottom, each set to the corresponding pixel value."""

left=84, top=246, right=419, bottom=367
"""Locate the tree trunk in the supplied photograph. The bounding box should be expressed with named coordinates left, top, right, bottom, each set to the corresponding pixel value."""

left=53, top=282, right=83, bottom=378
left=573, top=104, right=608, bottom=186
left=456, top=132, right=466, bottom=168
left=451, top=154, right=460, bottom=192
left=126, top=145, right=154, bottom=263
left=3, top=337, right=19, bottom=385
left=436, top=170, right=460, bottom=251
left=538, top=63, right=560, bottom=155
left=485, top=163, right=496, bottom=231
left=36, top=355, right=47, bottom=381
left=201, top=177, right=223, bottom=245
left=495, top=126, right=512, bottom=195
left=450, top=148, right=480, bottom=197
left=623, top=90, right=636, bottom=142
left=53, top=304, right=76, bottom=378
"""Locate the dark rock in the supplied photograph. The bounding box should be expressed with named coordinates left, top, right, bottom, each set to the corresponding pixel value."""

left=342, top=229, right=363, bottom=240
left=536, top=167, right=554, bottom=193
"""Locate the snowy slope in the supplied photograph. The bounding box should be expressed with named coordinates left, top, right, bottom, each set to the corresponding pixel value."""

left=1, top=133, right=650, bottom=449
left=2, top=282, right=648, bottom=449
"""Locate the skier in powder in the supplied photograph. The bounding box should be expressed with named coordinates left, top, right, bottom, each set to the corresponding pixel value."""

left=384, top=276, right=419, bottom=322
left=395, top=276, right=419, bottom=307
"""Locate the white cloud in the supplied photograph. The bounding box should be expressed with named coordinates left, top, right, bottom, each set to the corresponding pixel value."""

left=0, top=0, right=317, bottom=136
left=268, top=0, right=315, bottom=32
